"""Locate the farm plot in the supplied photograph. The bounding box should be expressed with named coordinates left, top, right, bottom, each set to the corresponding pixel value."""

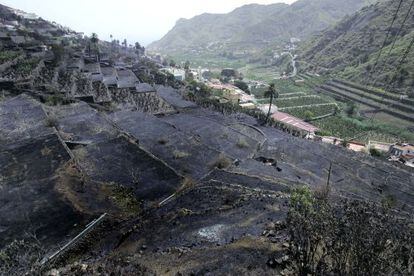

left=328, top=80, right=414, bottom=113
left=313, top=115, right=414, bottom=143
left=333, top=79, right=414, bottom=106
left=274, top=95, right=330, bottom=108
left=256, top=95, right=330, bottom=108
left=318, top=83, right=414, bottom=122
left=284, top=104, right=337, bottom=119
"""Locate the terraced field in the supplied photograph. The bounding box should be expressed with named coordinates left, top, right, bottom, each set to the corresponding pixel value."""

left=255, top=79, right=337, bottom=120
left=284, top=104, right=337, bottom=119
left=258, top=78, right=414, bottom=142
left=318, top=79, right=414, bottom=123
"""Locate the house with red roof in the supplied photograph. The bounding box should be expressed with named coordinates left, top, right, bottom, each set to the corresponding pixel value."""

left=272, top=111, right=319, bottom=135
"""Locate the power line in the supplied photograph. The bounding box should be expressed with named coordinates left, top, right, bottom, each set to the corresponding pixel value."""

left=397, top=32, right=414, bottom=65
left=373, top=0, right=414, bottom=85
left=349, top=33, right=414, bottom=142
left=369, top=0, right=404, bottom=75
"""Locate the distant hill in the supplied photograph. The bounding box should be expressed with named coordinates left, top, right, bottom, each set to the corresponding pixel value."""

left=300, top=0, right=414, bottom=93
left=148, top=0, right=374, bottom=58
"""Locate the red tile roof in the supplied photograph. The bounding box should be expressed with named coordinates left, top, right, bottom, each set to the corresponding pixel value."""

left=272, top=111, right=319, bottom=133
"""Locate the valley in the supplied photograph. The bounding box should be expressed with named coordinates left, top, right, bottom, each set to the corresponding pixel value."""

left=0, top=0, right=414, bottom=275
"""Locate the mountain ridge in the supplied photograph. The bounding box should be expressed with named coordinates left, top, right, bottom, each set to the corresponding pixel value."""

left=148, top=0, right=375, bottom=58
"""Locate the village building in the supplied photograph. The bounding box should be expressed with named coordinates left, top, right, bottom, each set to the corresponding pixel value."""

left=367, top=140, right=392, bottom=153
left=258, top=104, right=278, bottom=115
left=389, top=143, right=414, bottom=157
left=388, top=143, right=414, bottom=167
left=239, top=102, right=256, bottom=109
left=161, top=68, right=186, bottom=81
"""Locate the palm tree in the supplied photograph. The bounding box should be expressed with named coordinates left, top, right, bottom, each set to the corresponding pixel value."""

left=90, top=33, right=99, bottom=59
left=264, top=83, right=279, bottom=124
left=91, top=33, right=99, bottom=45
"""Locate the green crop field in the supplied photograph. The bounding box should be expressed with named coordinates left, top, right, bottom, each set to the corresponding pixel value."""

left=285, top=105, right=336, bottom=119
left=314, top=115, right=414, bottom=143
left=252, top=78, right=414, bottom=143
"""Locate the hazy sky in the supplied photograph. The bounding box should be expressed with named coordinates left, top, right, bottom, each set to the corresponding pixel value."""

left=2, top=0, right=297, bottom=46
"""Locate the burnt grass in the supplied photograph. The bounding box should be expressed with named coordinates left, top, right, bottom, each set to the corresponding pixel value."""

left=1, top=93, right=414, bottom=274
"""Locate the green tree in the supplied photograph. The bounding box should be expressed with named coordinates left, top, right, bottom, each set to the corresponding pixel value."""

left=170, top=59, right=176, bottom=67
left=234, top=80, right=250, bottom=94
left=304, top=110, right=314, bottom=121
left=91, top=33, right=99, bottom=44
left=184, top=60, right=190, bottom=70
left=90, top=33, right=99, bottom=58
left=51, top=44, right=64, bottom=65
left=264, top=83, right=279, bottom=124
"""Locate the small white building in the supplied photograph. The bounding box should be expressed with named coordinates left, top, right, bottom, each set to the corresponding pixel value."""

left=389, top=143, right=414, bottom=157
left=162, top=68, right=186, bottom=81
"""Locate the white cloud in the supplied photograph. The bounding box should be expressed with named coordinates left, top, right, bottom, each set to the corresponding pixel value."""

left=2, top=0, right=297, bottom=45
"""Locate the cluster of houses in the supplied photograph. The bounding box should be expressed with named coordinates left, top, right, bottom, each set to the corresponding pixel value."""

left=388, top=143, right=414, bottom=168
left=0, top=4, right=83, bottom=52
left=199, top=68, right=414, bottom=168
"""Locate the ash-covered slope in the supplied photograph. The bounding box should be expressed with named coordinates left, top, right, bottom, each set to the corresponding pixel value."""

left=1, top=90, right=413, bottom=274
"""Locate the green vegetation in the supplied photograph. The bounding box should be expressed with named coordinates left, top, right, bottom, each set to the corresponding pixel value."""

left=314, top=114, right=414, bottom=143
left=233, top=80, right=249, bottom=94
left=287, top=105, right=336, bottom=120
left=264, top=83, right=279, bottom=123
left=253, top=78, right=414, bottom=143
left=0, top=50, right=20, bottom=64
left=149, top=0, right=370, bottom=71
left=274, top=96, right=330, bottom=108
left=111, top=184, right=141, bottom=215
left=369, top=147, right=382, bottom=157
left=286, top=186, right=414, bottom=275
left=44, top=93, right=71, bottom=106
left=301, top=0, right=414, bottom=93
left=236, top=137, right=249, bottom=148
left=0, top=238, right=43, bottom=275
left=12, top=58, right=39, bottom=75
left=44, top=116, right=58, bottom=128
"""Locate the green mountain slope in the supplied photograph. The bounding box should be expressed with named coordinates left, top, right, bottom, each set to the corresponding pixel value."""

left=300, top=0, right=414, bottom=93
left=148, top=0, right=373, bottom=58
left=148, top=3, right=288, bottom=53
